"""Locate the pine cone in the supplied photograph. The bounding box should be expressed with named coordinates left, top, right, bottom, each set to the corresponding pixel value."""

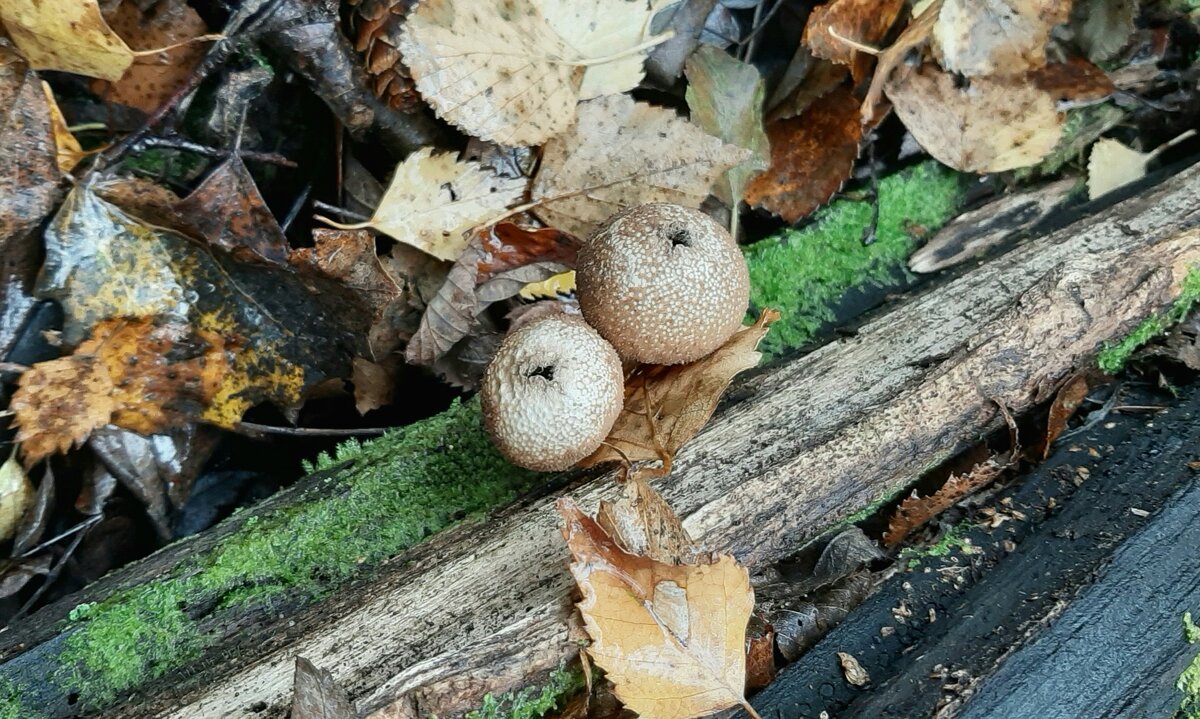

left=346, top=0, right=423, bottom=113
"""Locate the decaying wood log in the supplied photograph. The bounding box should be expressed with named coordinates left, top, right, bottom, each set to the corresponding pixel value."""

left=4, top=163, right=1200, bottom=718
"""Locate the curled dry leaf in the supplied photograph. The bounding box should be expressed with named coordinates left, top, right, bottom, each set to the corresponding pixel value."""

left=531, top=94, right=750, bottom=238
left=40, top=82, right=84, bottom=173
left=398, top=0, right=666, bottom=146
left=578, top=309, right=779, bottom=470
left=882, top=457, right=1008, bottom=547
left=837, top=651, right=870, bottom=686
left=684, top=45, right=771, bottom=207
left=743, top=87, right=862, bottom=223
left=803, top=0, right=905, bottom=76
left=1041, top=372, right=1090, bottom=458
left=596, top=472, right=705, bottom=565
left=932, top=0, right=1071, bottom=77
left=559, top=494, right=757, bottom=719
left=0, top=0, right=134, bottom=81
left=0, top=449, right=35, bottom=542
left=344, top=147, right=527, bottom=262
left=862, top=0, right=943, bottom=122
left=291, top=656, right=356, bottom=719
left=885, top=63, right=1064, bottom=173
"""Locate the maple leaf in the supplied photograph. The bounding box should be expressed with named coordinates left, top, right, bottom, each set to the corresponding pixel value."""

left=329, top=147, right=527, bottom=262
left=398, top=0, right=668, bottom=146
left=684, top=46, right=771, bottom=209
left=744, top=87, right=862, bottom=224
left=0, top=0, right=135, bottom=81
left=579, top=309, right=779, bottom=471
left=10, top=318, right=228, bottom=466
left=530, top=94, right=750, bottom=238
left=885, top=63, right=1064, bottom=173
left=559, top=484, right=759, bottom=719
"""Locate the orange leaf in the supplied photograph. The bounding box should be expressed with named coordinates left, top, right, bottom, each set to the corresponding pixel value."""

left=882, top=458, right=1005, bottom=547
left=804, top=0, right=905, bottom=76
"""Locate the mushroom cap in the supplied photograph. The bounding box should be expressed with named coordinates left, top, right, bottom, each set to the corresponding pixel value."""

left=577, top=203, right=750, bottom=365
left=481, top=314, right=624, bottom=471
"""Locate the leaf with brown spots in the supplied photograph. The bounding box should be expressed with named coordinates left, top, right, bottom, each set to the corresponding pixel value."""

left=578, top=310, right=778, bottom=471
left=10, top=318, right=228, bottom=466
left=804, top=0, right=905, bottom=79
left=932, top=0, right=1071, bottom=77
left=744, top=88, right=862, bottom=224
left=174, top=156, right=291, bottom=264
left=0, top=0, right=134, bottom=81
left=885, top=63, right=1064, bottom=173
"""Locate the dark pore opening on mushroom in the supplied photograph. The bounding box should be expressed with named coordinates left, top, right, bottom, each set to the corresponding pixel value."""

left=667, top=226, right=691, bottom=248
left=526, top=365, right=556, bottom=381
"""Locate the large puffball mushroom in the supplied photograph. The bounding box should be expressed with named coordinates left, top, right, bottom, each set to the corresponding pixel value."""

left=481, top=314, right=624, bottom=471
left=576, top=203, right=750, bottom=365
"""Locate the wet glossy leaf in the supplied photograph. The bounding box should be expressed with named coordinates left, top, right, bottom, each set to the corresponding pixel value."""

left=0, top=0, right=134, bottom=80
left=0, top=449, right=35, bottom=542
left=174, top=156, right=290, bottom=265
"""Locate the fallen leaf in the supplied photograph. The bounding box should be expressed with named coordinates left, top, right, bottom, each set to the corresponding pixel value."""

left=11, top=318, right=228, bottom=466
left=932, top=0, right=1070, bottom=77
left=883, top=458, right=1007, bottom=547
left=1070, top=0, right=1136, bottom=62
left=292, top=656, right=356, bottom=719
left=1085, top=132, right=1197, bottom=200
left=745, top=624, right=777, bottom=690
left=92, top=0, right=210, bottom=113
left=0, top=555, right=52, bottom=598
left=1028, top=58, right=1116, bottom=108
left=596, top=472, right=704, bottom=565
left=531, top=94, right=750, bottom=238
left=885, top=63, right=1064, bottom=173
left=837, top=651, right=870, bottom=686
left=174, top=156, right=291, bottom=265
left=578, top=309, right=778, bottom=470
left=684, top=45, right=770, bottom=206
left=862, top=0, right=942, bottom=122
left=351, top=357, right=395, bottom=415
left=0, top=0, right=134, bottom=81
left=0, top=449, right=35, bottom=541
left=803, top=0, right=905, bottom=72
left=343, top=147, right=526, bottom=262
left=398, top=0, right=667, bottom=146
left=744, top=87, right=862, bottom=223
left=518, top=271, right=576, bottom=300
left=40, top=82, right=84, bottom=172
left=1041, top=373, right=1090, bottom=458
left=13, top=466, right=55, bottom=556
left=770, top=572, right=873, bottom=660
left=559, top=497, right=756, bottom=719
left=406, top=223, right=580, bottom=370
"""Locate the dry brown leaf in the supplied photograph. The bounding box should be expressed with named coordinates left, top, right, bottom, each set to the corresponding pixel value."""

left=1041, top=372, right=1090, bottom=459
left=932, top=0, right=1071, bottom=77
left=10, top=317, right=228, bottom=466
left=744, top=87, right=862, bottom=223
left=530, top=94, right=750, bottom=238
left=176, top=156, right=291, bottom=264
left=351, top=357, right=395, bottom=415
left=559, top=497, right=756, bottom=719
left=92, top=0, right=209, bottom=113
left=837, top=651, right=870, bottom=686
left=804, top=0, right=905, bottom=71
left=862, top=0, right=943, bottom=122
left=768, top=59, right=848, bottom=122
left=745, top=625, right=777, bottom=690
left=339, top=147, right=527, bottom=262
left=578, top=309, right=779, bottom=470
left=885, top=63, right=1064, bottom=173
left=39, top=82, right=84, bottom=173
left=1028, top=57, right=1116, bottom=108
left=596, top=472, right=703, bottom=565
left=882, top=458, right=1006, bottom=547
left=398, top=0, right=666, bottom=146
left=1, top=0, right=134, bottom=81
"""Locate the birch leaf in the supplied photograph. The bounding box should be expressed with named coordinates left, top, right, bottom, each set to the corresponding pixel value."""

left=0, top=0, right=134, bottom=81
left=398, top=0, right=666, bottom=146
left=685, top=46, right=770, bottom=206
left=531, top=94, right=750, bottom=238
left=361, top=148, right=527, bottom=262
left=559, top=497, right=755, bottom=719
left=932, top=0, right=1071, bottom=77
left=0, top=450, right=35, bottom=541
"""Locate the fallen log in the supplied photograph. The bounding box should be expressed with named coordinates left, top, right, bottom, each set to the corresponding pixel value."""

left=3, top=162, right=1199, bottom=718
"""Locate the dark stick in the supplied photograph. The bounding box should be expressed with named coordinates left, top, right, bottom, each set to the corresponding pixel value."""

left=233, top=421, right=390, bottom=438
left=133, top=136, right=297, bottom=167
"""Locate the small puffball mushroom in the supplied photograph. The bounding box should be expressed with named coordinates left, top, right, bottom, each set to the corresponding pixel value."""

left=576, top=203, right=750, bottom=365
left=481, top=314, right=624, bottom=471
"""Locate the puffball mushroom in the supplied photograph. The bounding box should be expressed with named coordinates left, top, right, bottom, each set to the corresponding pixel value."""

left=481, top=314, right=624, bottom=472
left=577, top=203, right=750, bottom=365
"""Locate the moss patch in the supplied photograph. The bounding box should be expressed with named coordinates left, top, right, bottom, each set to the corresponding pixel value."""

left=464, top=665, right=585, bottom=719
left=1179, top=612, right=1200, bottom=718
left=900, top=523, right=979, bottom=569
left=742, top=161, right=964, bottom=358
left=54, top=398, right=538, bottom=709
left=1097, top=268, right=1200, bottom=374
left=0, top=677, right=34, bottom=719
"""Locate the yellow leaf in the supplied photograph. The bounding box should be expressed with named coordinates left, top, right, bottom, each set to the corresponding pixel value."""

left=578, top=309, right=779, bottom=470
left=1, top=0, right=134, bottom=81
left=398, top=0, right=667, bottom=146
left=0, top=449, right=35, bottom=541
left=530, top=94, right=751, bottom=238
left=40, top=82, right=84, bottom=172
left=518, top=270, right=576, bottom=300
left=352, top=148, right=526, bottom=261
left=560, top=497, right=757, bottom=719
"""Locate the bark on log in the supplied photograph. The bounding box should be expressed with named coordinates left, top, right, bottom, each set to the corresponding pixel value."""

left=6, top=163, right=1200, bottom=718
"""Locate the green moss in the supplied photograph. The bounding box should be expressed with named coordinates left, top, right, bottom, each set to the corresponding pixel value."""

left=742, top=161, right=964, bottom=357
left=55, top=398, right=539, bottom=709
left=1179, top=612, right=1200, bottom=718
left=464, top=665, right=585, bottom=719
left=1012, top=104, right=1125, bottom=180
left=0, top=677, right=35, bottom=719
left=1097, top=268, right=1200, bottom=374
left=899, top=523, right=978, bottom=569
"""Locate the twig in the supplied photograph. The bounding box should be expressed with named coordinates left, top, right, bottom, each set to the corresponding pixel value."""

left=10, top=528, right=90, bottom=624
left=313, top=201, right=371, bottom=224
left=282, top=183, right=313, bottom=233
left=15, top=516, right=103, bottom=560
left=132, top=136, right=297, bottom=167
left=233, top=421, right=390, bottom=438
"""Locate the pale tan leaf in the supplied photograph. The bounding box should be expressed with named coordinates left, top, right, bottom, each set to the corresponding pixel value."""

left=932, top=0, right=1071, bottom=77
left=578, top=309, right=778, bottom=469
left=360, top=148, right=526, bottom=261
left=837, top=652, right=870, bottom=686
left=351, top=357, right=395, bottom=416
left=596, top=473, right=701, bottom=565
left=398, top=0, right=665, bottom=146
left=530, top=94, right=750, bottom=238
left=0, top=0, right=134, bottom=81
left=40, top=82, right=84, bottom=173
left=861, top=0, right=943, bottom=122
left=1087, top=138, right=1150, bottom=200
left=559, top=499, right=755, bottom=719
left=0, top=449, right=35, bottom=542
left=885, top=64, right=1064, bottom=173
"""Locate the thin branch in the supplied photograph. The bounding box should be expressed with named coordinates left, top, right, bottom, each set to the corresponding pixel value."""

left=133, top=136, right=297, bottom=167
left=233, top=421, right=390, bottom=438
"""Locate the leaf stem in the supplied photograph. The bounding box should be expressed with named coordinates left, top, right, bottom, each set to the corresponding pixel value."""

left=740, top=698, right=764, bottom=719
left=130, top=34, right=225, bottom=58
left=566, top=33, right=674, bottom=67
